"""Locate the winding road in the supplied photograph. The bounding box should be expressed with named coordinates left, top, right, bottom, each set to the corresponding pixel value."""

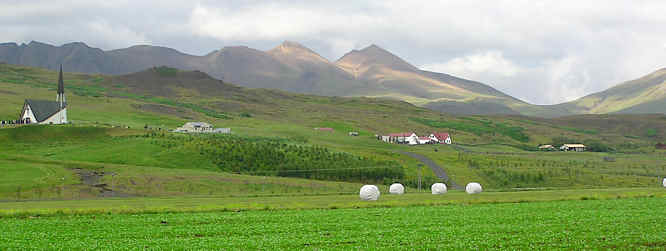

left=400, top=151, right=461, bottom=190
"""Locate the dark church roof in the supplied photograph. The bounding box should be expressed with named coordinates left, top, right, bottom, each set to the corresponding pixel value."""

left=24, top=99, right=66, bottom=122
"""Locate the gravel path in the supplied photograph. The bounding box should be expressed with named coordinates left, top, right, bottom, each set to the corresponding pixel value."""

left=401, top=151, right=461, bottom=190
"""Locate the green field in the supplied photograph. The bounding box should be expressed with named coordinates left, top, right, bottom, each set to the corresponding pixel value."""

left=1, top=63, right=666, bottom=248
left=1, top=196, right=665, bottom=249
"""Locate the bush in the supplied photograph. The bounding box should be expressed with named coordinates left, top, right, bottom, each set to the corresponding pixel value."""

left=584, top=140, right=613, bottom=152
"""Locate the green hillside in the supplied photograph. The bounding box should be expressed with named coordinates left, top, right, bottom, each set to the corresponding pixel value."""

left=554, top=68, right=666, bottom=114
left=1, top=63, right=665, bottom=201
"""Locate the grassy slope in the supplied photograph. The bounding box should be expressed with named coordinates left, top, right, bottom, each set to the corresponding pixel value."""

left=1, top=63, right=665, bottom=201
left=553, top=68, right=666, bottom=114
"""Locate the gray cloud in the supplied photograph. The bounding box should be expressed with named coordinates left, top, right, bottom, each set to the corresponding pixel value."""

left=1, top=0, right=664, bottom=104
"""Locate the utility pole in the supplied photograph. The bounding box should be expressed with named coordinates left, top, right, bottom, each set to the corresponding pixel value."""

left=61, top=177, right=66, bottom=199
left=418, top=164, right=423, bottom=192
left=111, top=173, right=116, bottom=197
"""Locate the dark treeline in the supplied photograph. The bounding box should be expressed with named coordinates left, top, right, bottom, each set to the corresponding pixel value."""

left=145, top=133, right=405, bottom=183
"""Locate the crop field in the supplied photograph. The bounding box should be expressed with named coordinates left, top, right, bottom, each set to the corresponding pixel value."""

left=1, top=197, right=665, bottom=249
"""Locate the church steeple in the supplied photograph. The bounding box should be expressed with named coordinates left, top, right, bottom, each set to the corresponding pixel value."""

left=57, top=64, right=64, bottom=95
left=56, top=64, right=66, bottom=109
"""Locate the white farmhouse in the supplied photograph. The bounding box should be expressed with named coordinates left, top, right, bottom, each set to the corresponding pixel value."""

left=418, top=136, right=433, bottom=145
left=19, top=65, right=67, bottom=125
left=174, top=122, right=230, bottom=134
left=388, top=132, right=416, bottom=144
left=429, top=133, right=452, bottom=144
left=560, top=144, right=586, bottom=152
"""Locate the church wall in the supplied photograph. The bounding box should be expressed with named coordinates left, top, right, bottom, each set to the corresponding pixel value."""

left=21, top=104, right=38, bottom=124
left=40, top=108, right=67, bottom=125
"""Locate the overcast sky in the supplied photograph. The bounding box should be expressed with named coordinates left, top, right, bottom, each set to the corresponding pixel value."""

left=2, top=0, right=665, bottom=104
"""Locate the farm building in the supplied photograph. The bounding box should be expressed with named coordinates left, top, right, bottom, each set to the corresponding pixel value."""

left=379, top=132, right=453, bottom=145
left=418, top=136, right=433, bottom=144
left=560, top=144, right=586, bottom=152
left=379, top=135, right=391, bottom=142
left=538, top=145, right=555, bottom=151
left=174, top=122, right=230, bottom=134
left=18, top=65, right=68, bottom=125
left=429, top=133, right=452, bottom=144
left=656, top=143, right=666, bottom=150
left=387, top=132, right=419, bottom=145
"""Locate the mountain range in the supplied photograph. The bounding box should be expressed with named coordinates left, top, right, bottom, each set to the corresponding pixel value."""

left=0, top=41, right=664, bottom=117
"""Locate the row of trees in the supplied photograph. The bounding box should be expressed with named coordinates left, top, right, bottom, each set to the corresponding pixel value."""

left=147, top=133, right=405, bottom=183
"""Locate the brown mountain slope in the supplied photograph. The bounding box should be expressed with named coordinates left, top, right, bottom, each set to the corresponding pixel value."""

left=0, top=41, right=537, bottom=115
left=3, top=40, right=662, bottom=117
left=335, top=45, right=529, bottom=115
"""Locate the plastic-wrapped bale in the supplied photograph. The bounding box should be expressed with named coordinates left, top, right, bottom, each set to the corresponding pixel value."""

left=389, top=183, right=405, bottom=195
left=663, top=178, right=666, bottom=188
left=431, top=183, right=447, bottom=194
left=359, top=185, right=380, bottom=201
left=466, top=182, right=483, bottom=194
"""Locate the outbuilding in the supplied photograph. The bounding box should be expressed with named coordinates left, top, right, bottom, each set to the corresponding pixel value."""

left=538, top=145, right=555, bottom=151
left=560, top=144, right=586, bottom=152
left=429, top=133, right=452, bottom=144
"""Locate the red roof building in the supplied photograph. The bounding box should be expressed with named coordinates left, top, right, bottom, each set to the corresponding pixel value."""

left=429, top=133, right=452, bottom=144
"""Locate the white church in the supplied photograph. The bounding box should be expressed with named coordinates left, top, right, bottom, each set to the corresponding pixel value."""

left=19, top=65, right=68, bottom=125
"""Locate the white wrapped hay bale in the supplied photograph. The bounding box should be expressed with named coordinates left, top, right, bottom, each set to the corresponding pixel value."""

left=359, top=185, right=380, bottom=201
left=389, top=183, right=405, bottom=194
left=466, top=182, right=483, bottom=194
left=663, top=178, right=666, bottom=188
left=431, top=183, right=447, bottom=194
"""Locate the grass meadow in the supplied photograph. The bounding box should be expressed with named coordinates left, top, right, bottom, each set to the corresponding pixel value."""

left=1, top=196, right=664, bottom=249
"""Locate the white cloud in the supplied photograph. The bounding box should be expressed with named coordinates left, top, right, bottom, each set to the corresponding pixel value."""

left=188, top=3, right=383, bottom=41
left=86, top=19, right=151, bottom=48
left=422, top=51, right=521, bottom=78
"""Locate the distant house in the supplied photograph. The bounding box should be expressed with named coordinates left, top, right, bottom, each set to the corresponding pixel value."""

left=656, top=143, right=666, bottom=150
left=314, top=127, right=334, bottom=132
left=174, top=122, right=230, bottom=134
left=560, top=144, right=586, bottom=152
left=418, top=136, right=433, bottom=145
left=429, top=133, right=452, bottom=145
left=388, top=132, right=419, bottom=145
left=19, top=65, right=68, bottom=125
left=538, top=145, right=555, bottom=151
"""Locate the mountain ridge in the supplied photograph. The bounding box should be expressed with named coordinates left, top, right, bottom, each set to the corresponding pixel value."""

left=0, top=40, right=664, bottom=117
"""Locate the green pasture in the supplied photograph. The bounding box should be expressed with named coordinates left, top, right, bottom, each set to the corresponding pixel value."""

left=0, top=187, right=663, bottom=217
left=1, top=125, right=664, bottom=202
left=0, top=196, right=665, bottom=249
